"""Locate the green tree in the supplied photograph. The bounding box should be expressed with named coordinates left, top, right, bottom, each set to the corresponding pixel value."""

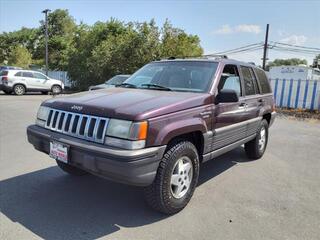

left=67, top=19, right=203, bottom=90
left=0, top=10, right=204, bottom=90
left=0, top=27, right=39, bottom=65
left=267, top=58, right=308, bottom=69
left=7, top=45, right=32, bottom=68
left=160, top=20, right=203, bottom=58
left=35, top=9, right=76, bottom=70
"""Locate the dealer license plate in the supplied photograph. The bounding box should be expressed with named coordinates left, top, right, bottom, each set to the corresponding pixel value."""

left=50, top=141, right=68, bottom=163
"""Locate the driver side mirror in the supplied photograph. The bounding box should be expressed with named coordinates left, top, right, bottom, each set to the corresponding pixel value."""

left=216, top=89, right=239, bottom=104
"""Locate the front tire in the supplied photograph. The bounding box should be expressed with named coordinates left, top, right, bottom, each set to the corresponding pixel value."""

left=245, top=119, right=269, bottom=160
left=56, top=160, right=88, bottom=176
left=51, top=85, right=62, bottom=95
left=144, top=141, right=199, bottom=214
left=13, top=84, right=26, bottom=95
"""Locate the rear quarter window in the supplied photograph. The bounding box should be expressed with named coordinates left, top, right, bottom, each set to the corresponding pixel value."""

left=0, top=71, right=8, bottom=76
left=15, top=72, right=23, bottom=77
left=255, top=68, right=271, bottom=94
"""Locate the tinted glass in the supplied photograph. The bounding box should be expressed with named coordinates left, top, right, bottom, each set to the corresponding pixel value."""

left=125, top=61, right=218, bottom=92
left=15, top=72, right=22, bottom=77
left=255, top=68, right=271, bottom=93
left=106, top=75, right=129, bottom=85
left=0, top=71, right=8, bottom=76
left=241, top=66, right=256, bottom=95
left=33, top=72, right=48, bottom=80
left=22, top=72, right=34, bottom=78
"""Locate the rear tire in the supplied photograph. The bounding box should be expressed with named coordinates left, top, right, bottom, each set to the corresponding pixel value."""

left=245, top=119, right=269, bottom=160
left=144, top=141, right=199, bottom=214
left=56, top=160, right=88, bottom=176
left=13, top=84, right=26, bottom=95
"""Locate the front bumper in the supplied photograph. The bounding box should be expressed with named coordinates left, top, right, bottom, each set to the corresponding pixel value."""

left=27, top=125, right=166, bottom=186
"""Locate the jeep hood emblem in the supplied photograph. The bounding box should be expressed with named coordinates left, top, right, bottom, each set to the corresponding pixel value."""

left=71, top=105, right=83, bottom=111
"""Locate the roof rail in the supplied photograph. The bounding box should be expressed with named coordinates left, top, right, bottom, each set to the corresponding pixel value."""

left=160, top=54, right=228, bottom=61
left=202, top=54, right=228, bottom=59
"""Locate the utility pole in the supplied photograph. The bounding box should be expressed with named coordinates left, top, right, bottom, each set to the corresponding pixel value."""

left=262, top=24, right=269, bottom=70
left=42, top=9, right=50, bottom=75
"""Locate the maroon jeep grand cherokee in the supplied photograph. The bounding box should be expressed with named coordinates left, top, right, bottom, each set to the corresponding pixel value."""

left=27, top=58, right=276, bottom=214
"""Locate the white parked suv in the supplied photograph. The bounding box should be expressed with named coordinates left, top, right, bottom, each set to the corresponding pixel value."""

left=0, top=70, right=64, bottom=95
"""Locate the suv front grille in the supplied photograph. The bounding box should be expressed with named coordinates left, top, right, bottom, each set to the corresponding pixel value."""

left=45, top=109, right=109, bottom=144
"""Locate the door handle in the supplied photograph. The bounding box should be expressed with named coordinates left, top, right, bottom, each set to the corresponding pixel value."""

left=239, top=102, right=247, bottom=107
left=258, top=99, right=265, bottom=103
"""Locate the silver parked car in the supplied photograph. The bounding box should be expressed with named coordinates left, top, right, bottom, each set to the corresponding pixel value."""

left=0, top=70, right=64, bottom=95
left=89, top=74, right=130, bottom=91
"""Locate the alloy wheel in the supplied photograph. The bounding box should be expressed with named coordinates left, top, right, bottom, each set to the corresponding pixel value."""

left=170, top=156, right=193, bottom=199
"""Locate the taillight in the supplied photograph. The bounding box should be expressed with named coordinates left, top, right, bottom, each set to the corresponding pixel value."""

left=2, top=76, right=8, bottom=83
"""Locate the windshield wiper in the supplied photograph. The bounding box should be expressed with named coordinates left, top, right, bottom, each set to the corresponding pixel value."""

left=116, top=83, right=137, bottom=88
left=141, top=83, right=172, bottom=91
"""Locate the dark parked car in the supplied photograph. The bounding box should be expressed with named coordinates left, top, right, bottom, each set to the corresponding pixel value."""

left=27, top=57, right=276, bottom=214
left=0, top=66, right=22, bottom=71
left=88, top=74, right=130, bottom=90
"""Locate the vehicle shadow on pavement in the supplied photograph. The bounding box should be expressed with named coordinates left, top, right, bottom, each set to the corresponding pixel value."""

left=0, top=147, right=248, bottom=240
left=198, top=146, right=251, bottom=186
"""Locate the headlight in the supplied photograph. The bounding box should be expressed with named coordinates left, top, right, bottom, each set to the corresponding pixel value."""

left=105, top=119, right=148, bottom=149
left=106, top=119, right=132, bottom=139
left=36, top=106, right=50, bottom=127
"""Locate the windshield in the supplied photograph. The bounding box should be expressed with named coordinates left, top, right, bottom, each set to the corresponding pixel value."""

left=106, top=75, right=129, bottom=85
left=123, top=61, right=218, bottom=92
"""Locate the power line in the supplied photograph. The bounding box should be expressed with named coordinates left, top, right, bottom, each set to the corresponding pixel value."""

left=213, top=42, right=263, bottom=55
left=207, top=40, right=320, bottom=61
left=271, top=47, right=320, bottom=55
left=270, top=41, right=320, bottom=51
left=223, top=46, right=264, bottom=55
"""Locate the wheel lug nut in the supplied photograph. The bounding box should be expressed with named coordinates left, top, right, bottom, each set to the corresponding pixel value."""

left=180, top=171, right=183, bottom=175
left=184, top=176, right=187, bottom=180
left=178, top=178, right=181, bottom=182
left=184, top=170, right=186, bottom=174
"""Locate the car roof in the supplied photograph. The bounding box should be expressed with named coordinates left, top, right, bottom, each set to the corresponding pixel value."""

left=153, top=57, right=264, bottom=71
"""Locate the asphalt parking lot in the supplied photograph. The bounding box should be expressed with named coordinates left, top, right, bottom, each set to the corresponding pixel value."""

left=0, top=93, right=319, bottom=240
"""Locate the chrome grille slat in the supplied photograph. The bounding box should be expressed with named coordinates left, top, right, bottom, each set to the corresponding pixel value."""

left=76, top=115, right=83, bottom=135
left=92, top=118, right=100, bottom=139
left=44, top=108, right=109, bottom=144
left=84, top=117, right=91, bottom=138
left=61, top=113, right=68, bottom=132
left=55, top=112, right=62, bottom=131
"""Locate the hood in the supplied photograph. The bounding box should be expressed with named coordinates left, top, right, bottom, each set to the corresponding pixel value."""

left=42, top=88, right=212, bottom=121
left=90, top=84, right=115, bottom=90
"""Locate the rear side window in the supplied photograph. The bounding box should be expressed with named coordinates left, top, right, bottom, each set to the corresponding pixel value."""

left=33, top=72, right=48, bottom=80
left=22, top=72, right=34, bottom=78
left=15, top=72, right=22, bottom=77
left=240, top=66, right=257, bottom=96
left=255, top=68, right=271, bottom=94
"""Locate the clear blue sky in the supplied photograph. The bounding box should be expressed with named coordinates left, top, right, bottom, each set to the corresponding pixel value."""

left=1, top=0, right=319, bottom=65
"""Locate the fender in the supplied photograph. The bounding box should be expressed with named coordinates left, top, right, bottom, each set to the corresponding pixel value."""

left=154, top=117, right=208, bottom=146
